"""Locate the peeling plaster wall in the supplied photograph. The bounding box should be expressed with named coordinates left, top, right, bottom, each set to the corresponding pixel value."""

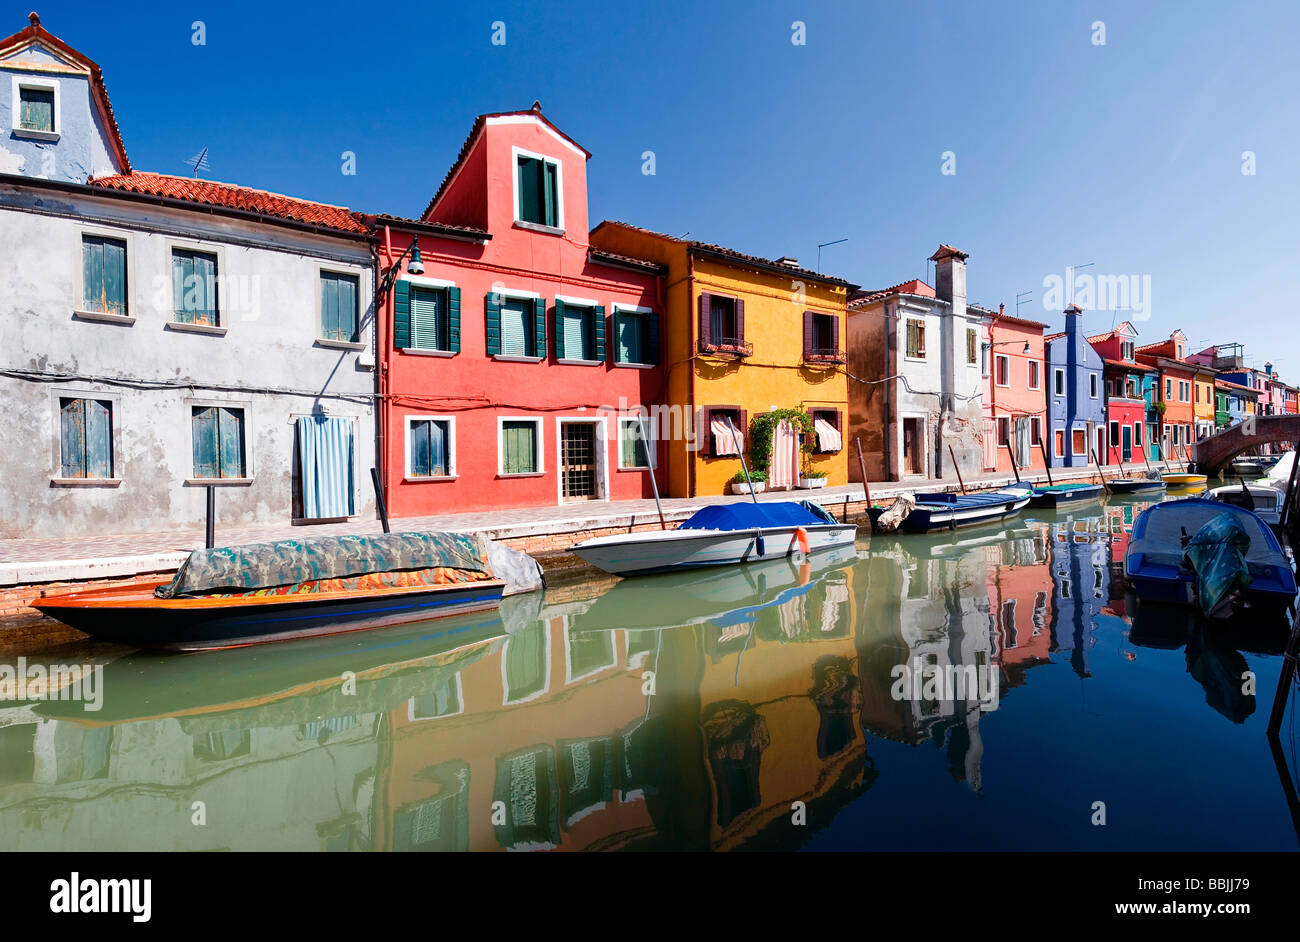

left=0, top=188, right=377, bottom=538
left=0, top=60, right=119, bottom=182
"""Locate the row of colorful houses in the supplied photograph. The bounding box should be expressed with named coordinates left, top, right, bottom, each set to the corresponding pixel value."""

left=1, top=15, right=1293, bottom=539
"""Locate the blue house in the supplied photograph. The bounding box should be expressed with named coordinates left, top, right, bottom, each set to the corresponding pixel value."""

left=1045, top=305, right=1107, bottom=468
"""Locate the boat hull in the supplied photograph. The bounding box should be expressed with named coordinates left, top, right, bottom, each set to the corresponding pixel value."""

left=1106, top=479, right=1165, bottom=495
left=1028, top=483, right=1104, bottom=507
left=570, top=523, right=858, bottom=576
left=897, top=490, right=1031, bottom=533
left=1161, top=473, right=1208, bottom=486
left=31, top=579, right=507, bottom=651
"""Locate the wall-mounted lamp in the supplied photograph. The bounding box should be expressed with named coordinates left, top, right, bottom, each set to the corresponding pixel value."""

left=378, top=236, right=424, bottom=300
left=983, top=339, right=1032, bottom=355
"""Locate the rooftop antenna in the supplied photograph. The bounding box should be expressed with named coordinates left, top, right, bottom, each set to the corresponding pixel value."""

left=1015, top=290, right=1032, bottom=316
left=1067, top=261, right=1093, bottom=307
left=817, top=238, right=847, bottom=274
left=184, top=147, right=210, bottom=178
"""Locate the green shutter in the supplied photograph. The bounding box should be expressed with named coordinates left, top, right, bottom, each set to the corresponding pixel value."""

left=192, top=407, right=219, bottom=479
left=533, top=297, right=546, bottom=357
left=104, top=239, right=125, bottom=315
left=173, top=253, right=191, bottom=323
left=593, top=305, right=606, bottom=362
left=518, top=157, right=540, bottom=224
left=646, top=312, right=660, bottom=363
left=485, top=292, right=501, bottom=356
left=447, top=286, right=461, bottom=353
left=553, top=299, right=566, bottom=360
left=85, top=400, right=112, bottom=479
left=543, top=162, right=558, bottom=227
left=393, top=280, right=411, bottom=349
left=341, top=275, right=358, bottom=341
left=217, top=408, right=245, bottom=478
left=82, top=237, right=101, bottom=311
left=502, top=421, right=537, bottom=474
left=321, top=274, right=339, bottom=340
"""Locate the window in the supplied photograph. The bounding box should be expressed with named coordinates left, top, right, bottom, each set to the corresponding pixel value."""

left=810, top=409, right=843, bottom=454
left=554, top=300, right=603, bottom=362
left=1121, top=341, right=1134, bottom=360
left=806, top=312, right=839, bottom=359
left=1089, top=373, right=1098, bottom=398
left=1054, top=369, right=1065, bottom=396
left=614, top=307, right=658, bottom=364
left=704, top=407, right=745, bottom=457
left=1172, top=425, right=1181, bottom=446
left=711, top=295, right=739, bottom=343
left=172, top=249, right=219, bottom=326
left=494, top=295, right=540, bottom=358
left=516, top=153, right=560, bottom=228
left=966, top=328, right=978, bottom=365
left=81, top=235, right=127, bottom=315
left=320, top=271, right=359, bottom=343
left=191, top=406, right=246, bottom=479
left=1028, top=360, right=1040, bottom=389
left=1195, top=384, right=1200, bottom=403
left=1054, top=429, right=1065, bottom=457
left=17, top=83, right=54, bottom=133
left=500, top=419, right=541, bottom=475
left=997, top=417, right=1011, bottom=447
left=1109, top=421, right=1119, bottom=448
left=1031, top=416, right=1042, bottom=446
left=407, top=417, right=454, bottom=478
left=1134, top=422, right=1142, bottom=446
left=59, top=398, right=113, bottom=479
left=619, top=417, right=657, bottom=469
left=995, top=355, right=1009, bottom=386
left=1166, top=378, right=1173, bottom=399
left=1072, top=428, right=1086, bottom=456
left=410, top=284, right=450, bottom=351
left=906, top=318, right=926, bottom=358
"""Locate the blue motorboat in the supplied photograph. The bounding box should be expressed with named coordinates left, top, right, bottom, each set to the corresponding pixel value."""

left=876, top=485, right=1032, bottom=533
left=1028, top=482, right=1104, bottom=507
left=1124, top=498, right=1297, bottom=618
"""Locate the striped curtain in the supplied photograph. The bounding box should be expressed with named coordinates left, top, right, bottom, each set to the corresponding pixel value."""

left=297, top=416, right=355, bottom=519
left=768, top=419, right=800, bottom=489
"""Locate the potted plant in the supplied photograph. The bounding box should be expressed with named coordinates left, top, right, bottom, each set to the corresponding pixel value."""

left=798, top=468, right=828, bottom=489
left=730, top=469, right=766, bottom=494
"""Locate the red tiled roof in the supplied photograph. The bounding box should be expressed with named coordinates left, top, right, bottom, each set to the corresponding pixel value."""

left=929, top=244, right=968, bottom=261
left=595, top=221, right=855, bottom=288
left=1216, top=379, right=1258, bottom=394
left=362, top=212, right=490, bottom=240
left=1044, top=331, right=1066, bottom=341
left=0, top=14, right=130, bottom=173
left=90, top=172, right=368, bottom=234
left=849, top=279, right=935, bottom=306
left=421, top=106, right=592, bottom=222
left=993, top=311, right=1049, bottom=330
left=1104, top=358, right=1153, bottom=372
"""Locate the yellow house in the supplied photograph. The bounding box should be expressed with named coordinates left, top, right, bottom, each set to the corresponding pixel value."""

left=590, top=222, right=853, bottom=497
left=1193, top=364, right=1217, bottom=439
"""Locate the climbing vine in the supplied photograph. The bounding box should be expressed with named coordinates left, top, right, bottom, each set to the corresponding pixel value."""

left=747, top=409, right=814, bottom=474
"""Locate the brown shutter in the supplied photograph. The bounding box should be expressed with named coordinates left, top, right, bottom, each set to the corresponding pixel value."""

left=803, top=311, right=814, bottom=359
left=698, top=292, right=712, bottom=347
left=831, top=315, right=840, bottom=355
left=700, top=407, right=714, bottom=458
left=735, top=299, right=745, bottom=343
left=738, top=409, right=748, bottom=447
left=834, top=409, right=843, bottom=433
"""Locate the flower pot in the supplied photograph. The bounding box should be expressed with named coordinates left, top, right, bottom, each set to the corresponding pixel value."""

left=731, top=482, right=766, bottom=495
left=798, top=476, right=827, bottom=489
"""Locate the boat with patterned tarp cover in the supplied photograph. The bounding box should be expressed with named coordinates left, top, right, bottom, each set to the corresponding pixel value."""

left=31, top=532, right=542, bottom=651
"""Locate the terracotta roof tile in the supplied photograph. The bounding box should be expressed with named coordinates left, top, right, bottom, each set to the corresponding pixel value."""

left=90, top=172, right=368, bottom=234
left=1044, top=331, right=1066, bottom=341
left=992, top=311, right=1049, bottom=330
left=1103, top=358, right=1153, bottom=372
left=849, top=279, right=935, bottom=306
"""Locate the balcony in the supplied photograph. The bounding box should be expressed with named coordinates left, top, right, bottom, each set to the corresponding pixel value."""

left=802, top=346, right=846, bottom=365
left=699, top=337, right=753, bottom=358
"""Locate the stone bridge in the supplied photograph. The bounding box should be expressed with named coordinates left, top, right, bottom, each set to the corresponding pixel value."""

left=1193, top=414, right=1300, bottom=476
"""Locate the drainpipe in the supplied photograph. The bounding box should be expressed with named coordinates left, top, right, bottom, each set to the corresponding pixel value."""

left=883, top=299, right=894, bottom=480
left=686, top=252, right=697, bottom=498
left=378, top=225, right=394, bottom=519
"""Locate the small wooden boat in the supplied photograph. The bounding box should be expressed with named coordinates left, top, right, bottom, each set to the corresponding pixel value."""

left=1161, top=472, right=1208, bottom=487
left=1028, top=482, right=1104, bottom=507
left=569, top=500, right=857, bottom=576
left=1105, top=477, right=1166, bottom=495
left=1124, top=498, right=1296, bottom=618
left=32, top=532, right=540, bottom=651
left=873, top=485, right=1032, bottom=533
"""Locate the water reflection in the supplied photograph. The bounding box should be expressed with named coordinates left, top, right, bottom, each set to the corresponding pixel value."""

left=1, top=498, right=1296, bottom=851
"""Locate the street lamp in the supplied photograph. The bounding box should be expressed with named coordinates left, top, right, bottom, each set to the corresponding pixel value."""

left=378, top=236, right=424, bottom=300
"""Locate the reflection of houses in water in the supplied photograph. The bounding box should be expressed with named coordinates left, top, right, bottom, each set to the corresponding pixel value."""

left=1048, top=513, right=1111, bottom=678
left=1102, top=500, right=1159, bottom=618
left=988, top=523, right=1055, bottom=688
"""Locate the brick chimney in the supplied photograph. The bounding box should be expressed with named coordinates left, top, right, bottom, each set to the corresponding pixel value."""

left=930, top=244, right=968, bottom=320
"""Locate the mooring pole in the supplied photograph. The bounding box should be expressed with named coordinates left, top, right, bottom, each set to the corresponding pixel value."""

left=1040, top=435, right=1055, bottom=487
left=1004, top=441, right=1021, bottom=483
left=205, top=484, right=215, bottom=549
left=638, top=413, right=667, bottom=530
left=1091, top=448, right=1109, bottom=490
left=370, top=467, right=391, bottom=534
left=855, top=437, right=873, bottom=533
left=1267, top=620, right=1300, bottom=738
left=947, top=445, right=967, bottom=495
left=726, top=417, right=759, bottom=505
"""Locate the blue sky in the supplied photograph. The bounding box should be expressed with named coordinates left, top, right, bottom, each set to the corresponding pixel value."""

left=23, top=0, right=1300, bottom=374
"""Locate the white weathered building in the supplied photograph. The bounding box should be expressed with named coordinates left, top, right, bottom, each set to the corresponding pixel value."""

left=0, top=14, right=376, bottom=539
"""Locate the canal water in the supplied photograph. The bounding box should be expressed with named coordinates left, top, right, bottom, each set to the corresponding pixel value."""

left=1, top=493, right=1298, bottom=851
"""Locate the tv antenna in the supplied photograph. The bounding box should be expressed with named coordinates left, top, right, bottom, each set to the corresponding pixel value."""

left=1015, top=290, right=1033, bottom=316
left=184, top=148, right=211, bottom=178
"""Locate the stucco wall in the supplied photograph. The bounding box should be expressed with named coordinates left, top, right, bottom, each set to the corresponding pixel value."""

left=0, top=187, right=376, bottom=538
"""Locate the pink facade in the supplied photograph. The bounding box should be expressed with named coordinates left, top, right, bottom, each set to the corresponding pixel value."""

left=984, top=309, right=1048, bottom=474
left=377, top=109, right=666, bottom=518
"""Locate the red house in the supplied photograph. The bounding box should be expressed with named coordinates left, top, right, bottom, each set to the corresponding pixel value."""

left=374, top=107, right=666, bottom=517
left=1087, top=321, right=1152, bottom=466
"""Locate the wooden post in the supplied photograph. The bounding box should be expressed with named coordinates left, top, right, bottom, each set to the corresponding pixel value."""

left=855, top=437, right=873, bottom=533
left=370, top=467, right=391, bottom=534
left=638, top=413, right=667, bottom=530
left=205, top=484, right=215, bottom=549
left=1039, top=435, right=1055, bottom=487
left=1003, top=441, right=1021, bottom=483
left=1090, top=448, right=1109, bottom=490
left=948, top=445, right=967, bottom=495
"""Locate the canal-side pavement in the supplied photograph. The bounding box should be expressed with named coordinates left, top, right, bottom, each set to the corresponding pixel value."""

left=0, top=466, right=1107, bottom=614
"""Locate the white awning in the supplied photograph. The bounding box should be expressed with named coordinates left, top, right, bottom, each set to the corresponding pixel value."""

left=711, top=417, right=743, bottom=456
left=815, top=417, right=842, bottom=453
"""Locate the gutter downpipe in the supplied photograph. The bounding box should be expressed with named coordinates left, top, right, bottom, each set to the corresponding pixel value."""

left=378, top=224, right=394, bottom=522
left=884, top=299, right=894, bottom=481
left=687, top=250, right=697, bottom=499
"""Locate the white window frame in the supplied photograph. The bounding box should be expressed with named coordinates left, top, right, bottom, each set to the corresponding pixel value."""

left=497, top=416, right=545, bottom=477
left=74, top=224, right=136, bottom=324
left=554, top=294, right=602, bottom=365
left=511, top=145, right=565, bottom=234
left=404, top=414, right=457, bottom=480
left=994, top=354, right=1010, bottom=388
left=47, top=386, right=124, bottom=487
left=11, top=75, right=60, bottom=140
left=316, top=264, right=368, bottom=351
left=184, top=396, right=254, bottom=485
left=165, top=239, right=228, bottom=335
left=617, top=416, right=658, bottom=470
left=611, top=303, right=656, bottom=368
left=1089, top=372, right=1099, bottom=399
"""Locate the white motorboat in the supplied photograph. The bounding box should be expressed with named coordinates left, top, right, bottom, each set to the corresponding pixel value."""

left=569, top=500, right=858, bottom=576
left=1208, top=451, right=1295, bottom=527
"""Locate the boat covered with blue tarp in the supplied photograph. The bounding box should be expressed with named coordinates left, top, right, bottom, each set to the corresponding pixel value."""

left=873, top=485, right=1032, bottom=533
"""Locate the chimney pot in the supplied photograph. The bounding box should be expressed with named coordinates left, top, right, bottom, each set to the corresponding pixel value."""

left=775, top=256, right=799, bottom=268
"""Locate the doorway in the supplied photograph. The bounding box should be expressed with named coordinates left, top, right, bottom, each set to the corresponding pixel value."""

left=1121, top=425, right=1132, bottom=463
left=560, top=422, right=598, bottom=501
left=902, top=417, right=925, bottom=476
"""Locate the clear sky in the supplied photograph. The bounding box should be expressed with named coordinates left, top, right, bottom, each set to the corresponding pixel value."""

left=22, top=0, right=1300, bottom=375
